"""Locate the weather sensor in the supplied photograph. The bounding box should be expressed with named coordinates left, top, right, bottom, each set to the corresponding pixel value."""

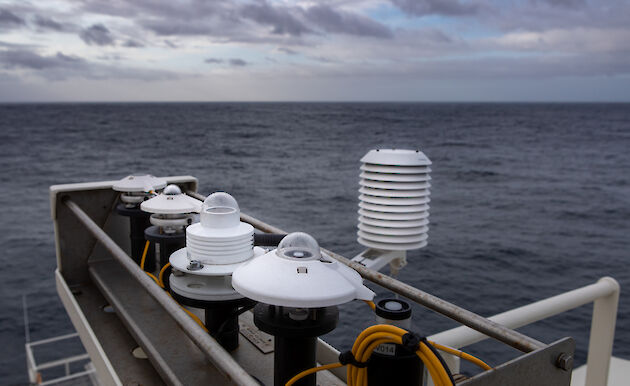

left=233, top=232, right=374, bottom=386
left=113, top=174, right=167, bottom=268
left=168, top=192, right=261, bottom=351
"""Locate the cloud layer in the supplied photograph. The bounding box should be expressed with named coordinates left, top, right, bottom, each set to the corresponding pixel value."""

left=0, top=0, right=628, bottom=101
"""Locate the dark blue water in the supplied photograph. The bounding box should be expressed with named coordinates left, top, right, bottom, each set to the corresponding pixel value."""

left=1, top=103, right=629, bottom=384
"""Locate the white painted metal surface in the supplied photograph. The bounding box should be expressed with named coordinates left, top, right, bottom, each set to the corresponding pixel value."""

left=428, top=277, right=620, bottom=386
left=56, top=270, right=121, bottom=386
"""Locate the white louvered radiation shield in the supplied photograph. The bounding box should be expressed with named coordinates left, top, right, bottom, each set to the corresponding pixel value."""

left=358, top=149, right=432, bottom=251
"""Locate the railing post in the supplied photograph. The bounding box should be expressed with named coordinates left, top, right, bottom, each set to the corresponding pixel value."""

left=584, top=277, right=620, bottom=386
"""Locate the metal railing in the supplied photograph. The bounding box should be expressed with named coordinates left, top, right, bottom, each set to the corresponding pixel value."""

left=187, top=190, right=545, bottom=354
left=25, top=332, right=95, bottom=385
left=427, top=277, right=620, bottom=386
left=61, top=190, right=619, bottom=385
left=62, top=197, right=260, bottom=386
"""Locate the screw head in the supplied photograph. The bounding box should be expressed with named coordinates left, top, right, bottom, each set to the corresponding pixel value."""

left=556, top=353, right=573, bottom=371
left=187, top=260, right=204, bottom=271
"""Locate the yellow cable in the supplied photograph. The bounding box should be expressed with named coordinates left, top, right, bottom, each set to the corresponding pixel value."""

left=347, top=324, right=455, bottom=386
left=145, top=272, right=164, bottom=288
left=285, top=362, right=344, bottom=386
left=140, top=240, right=150, bottom=270
left=158, top=262, right=171, bottom=287
left=364, top=300, right=376, bottom=311
left=165, top=293, right=208, bottom=332
left=286, top=323, right=491, bottom=386
left=428, top=341, right=492, bottom=371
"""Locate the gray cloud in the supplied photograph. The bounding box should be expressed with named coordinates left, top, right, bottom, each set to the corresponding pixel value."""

left=390, top=0, right=479, bottom=16
left=241, top=2, right=311, bottom=36
left=535, top=0, right=587, bottom=8
left=0, top=48, right=180, bottom=81
left=304, top=5, right=393, bottom=38
left=33, top=15, right=74, bottom=32
left=0, top=8, right=24, bottom=29
left=79, top=24, right=115, bottom=46
left=142, top=20, right=215, bottom=36
left=123, top=39, right=144, bottom=48
left=203, top=57, right=249, bottom=66
left=164, top=40, right=178, bottom=48
left=0, top=49, right=84, bottom=70
left=277, top=47, right=299, bottom=55
left=229, top=58, right=248, bottom=66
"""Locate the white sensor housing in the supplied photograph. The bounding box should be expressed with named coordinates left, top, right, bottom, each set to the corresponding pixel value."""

left=169, top=192, right=257, bottom=301
left=170, top=192, right=254, bottom=272
left=113, top=174, right=167, bottom=205
left=113, top=174, right=167, bottom=193
left=358, top=149, right=432, bottom=251
left=232, top=232, right=375, bottom=307
left=140, top=185, right=202, bottom=215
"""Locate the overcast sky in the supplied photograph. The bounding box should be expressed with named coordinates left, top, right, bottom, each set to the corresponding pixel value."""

left=0, top=0, right=628, bottom=102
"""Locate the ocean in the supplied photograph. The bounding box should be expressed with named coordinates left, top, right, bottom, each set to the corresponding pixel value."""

left=0, top=102, right=628, bottom=384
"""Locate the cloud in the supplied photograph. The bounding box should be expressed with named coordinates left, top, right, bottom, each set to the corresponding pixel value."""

left=304, top=5, right=393, bottom=38
left=33, top=15, right=74, bottom=32
left=0, top=49, right=84, bottom=70
left=277, top=47, right=299, bottom=55
left=229, top=58, right=248, bottom=66
left=241, top=1, right=311, bottom=36
left=79, top=24, right=115, bottom=46
left=203, top=57, right=249, bottom=66
left=0, top=48, right=180, bottom=81
left=390, top=0, right=479, bottom=17
left=535, top=0, right=587, bottom=8
left=0, top=8, right=24, bottom=29
left=163, top=40, right=178, bottom=48
left=123, top=39, right=144, bottom=48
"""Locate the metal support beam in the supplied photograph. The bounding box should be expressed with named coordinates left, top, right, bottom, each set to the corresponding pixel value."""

left=188, top=191, right=545, bottom=354
left=62, top=197, right=259, bottom=386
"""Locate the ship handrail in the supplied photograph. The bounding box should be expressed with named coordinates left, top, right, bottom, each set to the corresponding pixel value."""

left=25, top=331, right=94, bottom=385
left=62, top=197, right=260, bottom=386
left=427, top=277, right=620, bottom=386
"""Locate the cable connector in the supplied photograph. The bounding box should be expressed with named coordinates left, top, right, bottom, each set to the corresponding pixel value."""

left=401, top=332, right=422, bottom=352
left=339, top=351, right=370, bottom=368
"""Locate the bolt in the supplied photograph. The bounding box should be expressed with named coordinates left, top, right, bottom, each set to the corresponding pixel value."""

left=556, top=353, right=573, bottom=371
left=187, top=260, right=204, bottom=271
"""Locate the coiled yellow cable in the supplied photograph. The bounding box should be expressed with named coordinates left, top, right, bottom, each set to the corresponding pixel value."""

left=285, top=324, right=491, bottom=386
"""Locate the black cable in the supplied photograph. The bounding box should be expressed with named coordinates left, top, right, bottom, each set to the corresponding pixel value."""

left=253, top=233, right=287, bottom=246
left=421, top=339, right=456, bottom=385
left=215, top=300, right=258, bottom=336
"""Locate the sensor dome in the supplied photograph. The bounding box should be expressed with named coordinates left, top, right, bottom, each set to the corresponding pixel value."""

left=203, top=192, right=240, bottom=213
left=163, top=184, right=182, bottom=195
left=141, top=185, right=201, bottom=215
left=277, top=232, right=321, bottom=260
left=179, top=192, right=254, bottom=268
left=200, top=192, right=241, bottom=229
